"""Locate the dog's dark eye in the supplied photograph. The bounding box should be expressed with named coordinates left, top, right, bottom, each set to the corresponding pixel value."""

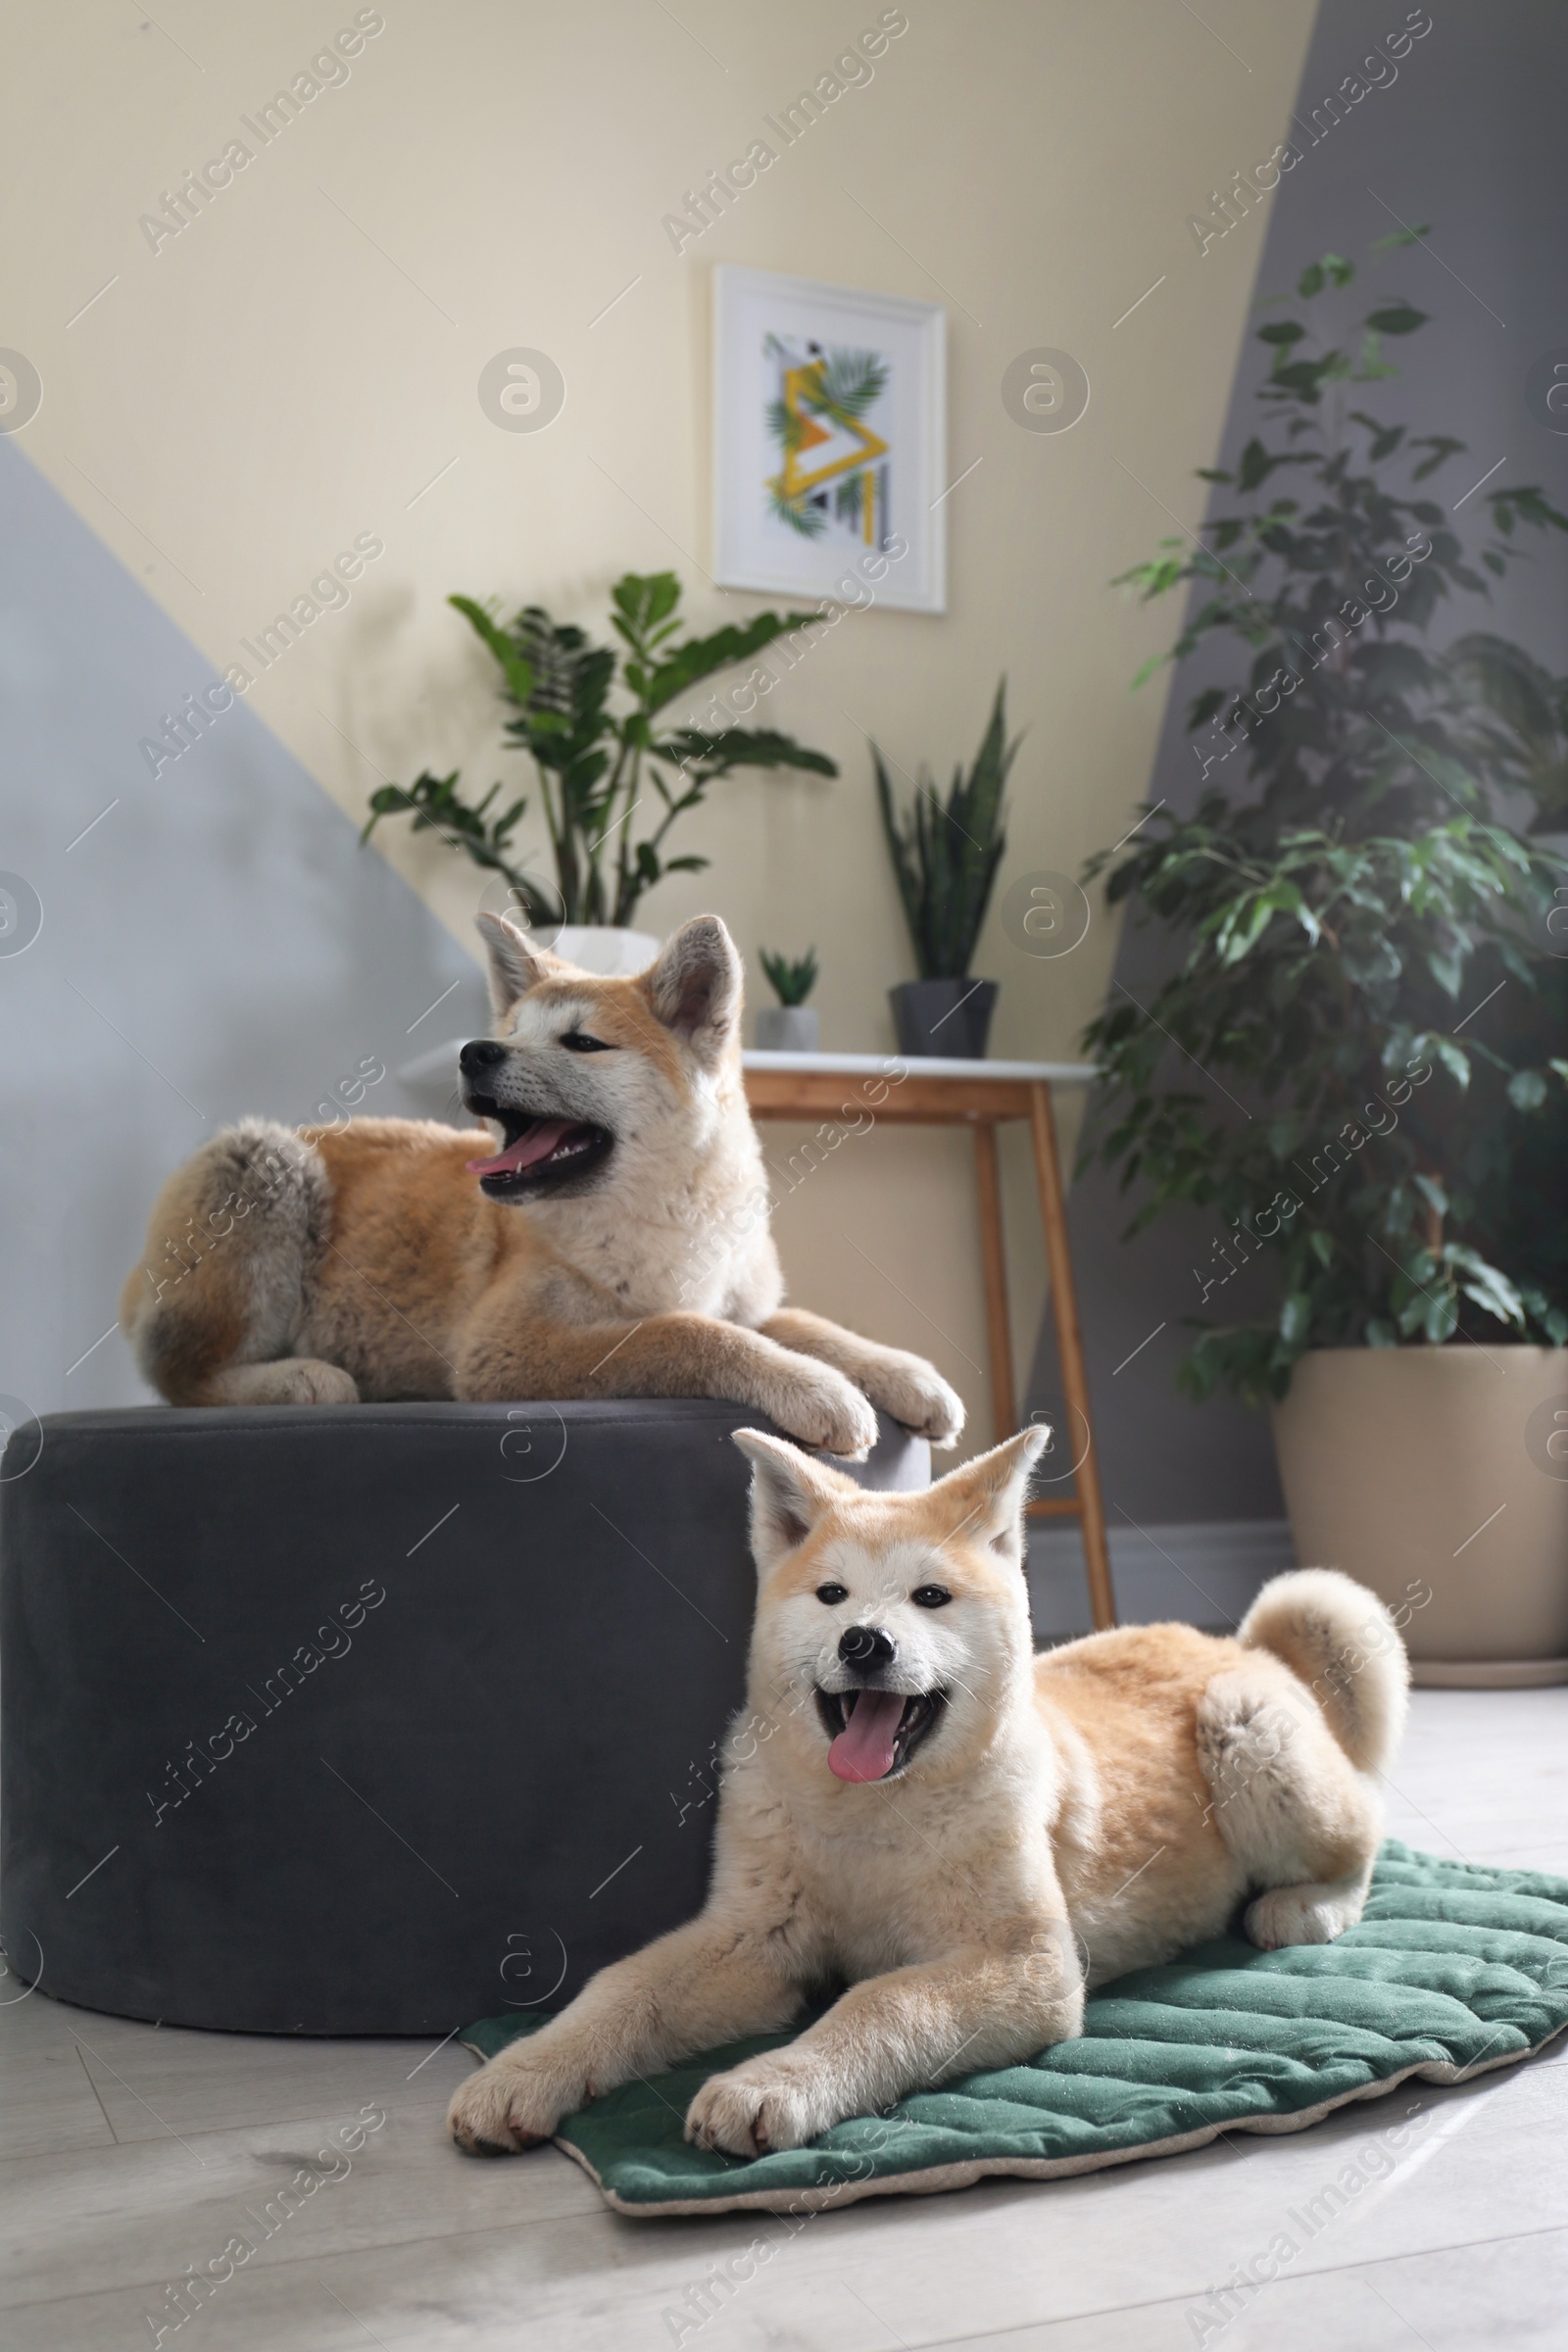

left=560, top=1032, right=612, bottom=1053
left=815, top=1582, right=849, bottom=1605
left=911, top=1585, right=952, bottom=1609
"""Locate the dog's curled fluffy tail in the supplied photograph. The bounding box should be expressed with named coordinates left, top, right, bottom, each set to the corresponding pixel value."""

left=1238, top=1567, right=1409, bottom=1774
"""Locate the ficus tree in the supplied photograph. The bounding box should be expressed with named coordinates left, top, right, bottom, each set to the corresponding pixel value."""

left=1082, top=236, right=1568, bottom=1404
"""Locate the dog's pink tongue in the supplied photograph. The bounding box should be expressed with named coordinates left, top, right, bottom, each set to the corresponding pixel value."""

left=828, top=1690, right=906, bottom=1784
left=466, top=1120, right=576, bottom=1179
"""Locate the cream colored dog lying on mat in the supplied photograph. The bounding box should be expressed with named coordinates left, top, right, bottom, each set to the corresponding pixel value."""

left=120, top=912, right=961, bottom=1458
left=449, top=1425, right=1409, bottom=2160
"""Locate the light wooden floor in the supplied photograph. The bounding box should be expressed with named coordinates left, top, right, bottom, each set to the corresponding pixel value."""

left=4, top=1690, right=1565, bottom=2351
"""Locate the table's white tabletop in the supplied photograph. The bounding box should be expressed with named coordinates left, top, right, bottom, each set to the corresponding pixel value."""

left=395, top=1038, right=1100, bottom=1103
left=743, top=1051, right=1099, bottom=1085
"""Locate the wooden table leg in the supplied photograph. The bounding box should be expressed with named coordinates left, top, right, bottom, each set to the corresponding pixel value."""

left=1027, top=1083, right=1116, bottom=1631
left=972, top=1120, right=1015, bottom=1442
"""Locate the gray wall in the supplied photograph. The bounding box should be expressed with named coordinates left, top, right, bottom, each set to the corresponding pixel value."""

left=1026, top=0, right=1568, bottom=1560
left=0, top=437, right=489, bottom=1426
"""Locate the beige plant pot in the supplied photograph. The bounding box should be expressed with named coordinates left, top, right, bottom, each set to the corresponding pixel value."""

left=1271, top=1347, right=1568, bottom=1687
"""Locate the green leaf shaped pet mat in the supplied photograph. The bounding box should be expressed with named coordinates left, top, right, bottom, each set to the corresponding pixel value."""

left=460, top=1844, right=1568, bottom=2217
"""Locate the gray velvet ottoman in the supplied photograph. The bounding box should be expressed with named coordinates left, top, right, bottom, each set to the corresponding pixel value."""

left=0, top=1400, right=927, bottom=2036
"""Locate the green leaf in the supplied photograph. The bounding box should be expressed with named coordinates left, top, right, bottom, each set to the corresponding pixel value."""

left=1423, top=1291, right=1460, bottom=1344
left=1412, top=1172, right=1448, bottom=1217
left=358, top=766, right=559, bottom=926
left=1270, top=360, right=1333, bottom=400
left=1237, top=437, right=1280, bottom=490
left=1212, top=877, right=1317, bottom=962
left=1506, top=1068, right=1548, bottom=1110
left=643, top=611, right=821, bottom=712
left=1489, top=485, right=1568, bottom=535
left=1353, top=329, right=1396, bottom=382
left=658, top=727, right=837, bottom=778
left=1372, top=222, right=1429, bottom=250
left=1365, top=302, right=1428, bottom=335
left=448, top=596, right=536, bottom=711
left=1440, top=1250, right=1520, bottom=1331
left=1349, top=410, right=1406, bottom=463
left=611, top=570, right=682, bottom=635
left=1279, top=1293, right=1312, bottom=1347
left=1429, top=1038, right=1472, bottom=1089
left=1409, top=434, right=1466, bottom=482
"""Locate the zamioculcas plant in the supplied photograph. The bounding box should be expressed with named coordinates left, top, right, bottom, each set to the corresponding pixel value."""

left=362, top=572, right=836, bottom=928
left=874, top=680, right=1016, bottom=980
left=1081, top=237, right=1568, bottom=1403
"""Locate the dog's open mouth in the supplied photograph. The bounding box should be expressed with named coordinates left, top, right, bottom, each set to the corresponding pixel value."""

left=463, top=1105, right=612, bottom=1199
left=814, top=1688, right=947, bottom=1784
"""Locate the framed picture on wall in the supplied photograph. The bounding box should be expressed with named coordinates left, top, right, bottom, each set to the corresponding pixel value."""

left=711, top=266, right=947, bottom=613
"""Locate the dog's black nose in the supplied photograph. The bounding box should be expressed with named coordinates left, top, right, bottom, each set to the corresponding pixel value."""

left=460, top=1039, right=508, bottom=1074
left=839, top=1625, right=896, bottom=1669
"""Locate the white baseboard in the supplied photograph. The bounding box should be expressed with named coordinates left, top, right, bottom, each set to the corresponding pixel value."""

left=1026, top=1517, right=1298, bottom=1639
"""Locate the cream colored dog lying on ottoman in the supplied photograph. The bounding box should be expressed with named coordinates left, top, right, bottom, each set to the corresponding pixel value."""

left=120, top=913, right=961, bottom=1458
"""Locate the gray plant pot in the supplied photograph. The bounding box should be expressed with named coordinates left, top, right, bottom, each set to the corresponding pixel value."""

left=756, top=1004, right=820, bottom=1052
left=889, top=978, right=998, bottom=1058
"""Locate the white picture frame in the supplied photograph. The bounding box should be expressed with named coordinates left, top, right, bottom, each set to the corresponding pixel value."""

left=711, top=266, right=947, bottom=614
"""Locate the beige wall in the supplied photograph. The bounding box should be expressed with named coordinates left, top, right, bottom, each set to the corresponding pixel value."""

left=6, top=0, right=1316, bottom=1448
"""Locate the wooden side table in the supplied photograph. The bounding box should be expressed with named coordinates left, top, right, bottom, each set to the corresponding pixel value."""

left=743, top=1052, right=1115, bottom=1630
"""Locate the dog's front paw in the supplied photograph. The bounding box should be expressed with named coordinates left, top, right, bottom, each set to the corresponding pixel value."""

left=1245, top=1884, right=1361, bottom=1951
left=854, top=1348, right=966, bottom=1448
left=257, top=1357, right=360, bottom=1405
left=685, top=2060, right=836, bottom=2158
left=447, top=2057, right=570, bottom=2156
left=768, top=1367, right=879, bottom=1461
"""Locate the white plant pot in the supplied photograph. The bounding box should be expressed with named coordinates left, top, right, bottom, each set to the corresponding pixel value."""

left=755, top=1005, right=820, bottom=1052
left=1271, top=1347, right=1568, bottom=1685
left=548, top=924, right=662, bottom=976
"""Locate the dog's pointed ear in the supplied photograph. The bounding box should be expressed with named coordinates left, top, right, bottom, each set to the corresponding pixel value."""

left=732, top=1430, right=858, bottom=1576
left=643, top=915, right=742, bottom=1062
left=475, top=911, right=556, bottom=1018
left=927, top=1425, right=1052, bottom=1569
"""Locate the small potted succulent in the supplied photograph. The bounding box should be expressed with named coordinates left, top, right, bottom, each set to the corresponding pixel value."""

left=756, top=948, right=820, bottom=1051
left=874, top=681, right=1015, bottom=1057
